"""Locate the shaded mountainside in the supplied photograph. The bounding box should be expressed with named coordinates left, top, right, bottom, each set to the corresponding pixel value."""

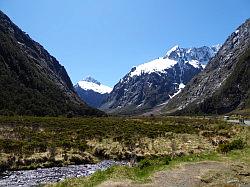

left=101, top=45, right=219, bottom=115
left=74, top=77, right=112, bottom=108
left=75, top=88, right=109, bottom=108
left=0, top=11, right=104, bottom=116
left=164, top=19, right=250, bottom=115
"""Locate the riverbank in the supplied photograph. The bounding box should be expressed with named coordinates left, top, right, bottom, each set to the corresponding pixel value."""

left=48, top=147, right=250, bottom=187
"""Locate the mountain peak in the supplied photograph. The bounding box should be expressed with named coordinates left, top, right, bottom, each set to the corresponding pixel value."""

left=76, top=77, right=112, bottom=94
left=164, top=18, right=250, bottom=115
left=165, top=45, right=220, bottom=65
left=84, top=76, right=101, bottom=85
left=127, top=45, right=220, bottom=78
left=165, top=45, right=180, bottom=56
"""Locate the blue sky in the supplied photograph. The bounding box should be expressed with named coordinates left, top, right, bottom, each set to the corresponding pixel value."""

left=1, top=0, right=250, bottom=87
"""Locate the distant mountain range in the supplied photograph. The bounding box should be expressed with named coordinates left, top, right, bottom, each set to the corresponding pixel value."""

left=74, top=77, right=112, bottom=108
left=1, top=10, right=248, bottom=117
left=100, top=45, right=220, bottom=115
left=163, top=19, right=250, bottom=115
left=0, top=11, right=104, bottom=116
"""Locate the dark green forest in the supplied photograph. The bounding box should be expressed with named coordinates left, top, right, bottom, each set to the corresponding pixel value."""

left=0, top=11, right=103, bottom=117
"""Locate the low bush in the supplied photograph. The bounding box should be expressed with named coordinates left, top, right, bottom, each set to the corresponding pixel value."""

left=218, top=139, right=246, bottom=153
left=138, top=156, right=171, bottom=169
left=138, top=159, right=151, bottom=169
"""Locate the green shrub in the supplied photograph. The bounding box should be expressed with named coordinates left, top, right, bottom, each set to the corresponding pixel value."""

left=218, top=139, right=245, bottom=153
left=138, top=156, right=171, bottom=169
left=69, top=156, right=85, bottom=165
left=162, top=156, right=171, bottom=165
left=138, top=159, right=151, bottom=169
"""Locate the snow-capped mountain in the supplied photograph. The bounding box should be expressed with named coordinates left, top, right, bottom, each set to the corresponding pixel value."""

left=164, top=19, right=250, bottom=115
left=165, top=45, right=220, bottom=67
left=75, top=77, right=112, bottom=108
left=100, top=45, right=220, bottom=115
left=129, top=45, right=220, bottom=78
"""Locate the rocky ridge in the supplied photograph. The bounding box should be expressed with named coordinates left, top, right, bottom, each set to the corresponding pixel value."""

left=164, top=19, right=250, bottom=115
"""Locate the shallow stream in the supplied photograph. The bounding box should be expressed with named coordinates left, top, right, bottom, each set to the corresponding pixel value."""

left=0, top=160, right=127, bottom=187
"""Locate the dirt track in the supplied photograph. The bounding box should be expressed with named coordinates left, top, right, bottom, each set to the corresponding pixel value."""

left=99, top=161, right=250, bottom=187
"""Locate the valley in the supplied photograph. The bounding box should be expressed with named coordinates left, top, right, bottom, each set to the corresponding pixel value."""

left=0, top=2, right=249, bottom=187
left=0, top=116, right=249, bottom=186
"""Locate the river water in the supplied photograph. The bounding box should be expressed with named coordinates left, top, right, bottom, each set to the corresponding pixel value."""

left=0, top=160, right=128, bottom=187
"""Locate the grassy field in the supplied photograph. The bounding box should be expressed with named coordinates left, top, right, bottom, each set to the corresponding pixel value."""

left=0, top=115, right=248, bottom=174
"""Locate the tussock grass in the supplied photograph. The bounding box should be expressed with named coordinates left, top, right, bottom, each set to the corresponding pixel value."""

left=0, top=115, right=247, bottom=172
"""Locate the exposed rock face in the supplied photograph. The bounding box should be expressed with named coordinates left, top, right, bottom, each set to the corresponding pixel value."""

left=164, top=19, right=250, bottom=115
left=101, top=45, right=219, bottom=115
left=74, top=77, right=112, bottom=108
left=0, top=11, right=104, bottom=116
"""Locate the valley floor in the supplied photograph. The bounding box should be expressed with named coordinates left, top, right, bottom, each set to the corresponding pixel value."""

left=0, top=115, right=249, bottom=186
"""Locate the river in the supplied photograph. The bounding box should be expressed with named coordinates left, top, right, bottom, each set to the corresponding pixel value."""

left=0, top=160, right=128, bottom=187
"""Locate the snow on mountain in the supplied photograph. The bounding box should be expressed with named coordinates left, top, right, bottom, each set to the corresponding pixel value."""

left=76, top=77, right=112, bottom=94
left=165, top=45, right=220, bottom=65
left=164, top=19, right=250, bottom=115
left=188, top=60, right=200, bottom=68
left=166, top=45, right=180, bottom=56
left=129, top=58, right=177, bottom=77
left=169, top=83, right=185, bottom=99
left=101, top=45, right=220, bottom=115
left=75, top=77, right=112, bottom=108
left=129, top=45, right=220, bottom=79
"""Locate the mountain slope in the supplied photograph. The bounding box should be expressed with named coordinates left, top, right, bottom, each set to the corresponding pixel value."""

left=163, top=19, right=250, bottom=115
left=74, top=77, right=112, bottom=108
left=0, top=11, right=104, bottom=116
left=101, top=45, right=219, bottom=115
